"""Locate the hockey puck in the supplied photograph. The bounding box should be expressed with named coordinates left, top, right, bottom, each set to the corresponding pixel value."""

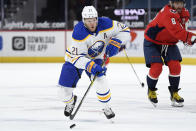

left=141, top=83, right=145, bottom=87
left=70, top=124, right=76, bottom=129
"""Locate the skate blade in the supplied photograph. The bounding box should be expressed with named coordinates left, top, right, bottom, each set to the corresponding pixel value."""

left=148, top=98, right=157, bottom=108
left=171, top=101, right=184, bottom=107
left=108, top=118, right=115, bottom=124
left=151, top=102, right=157, bottom=108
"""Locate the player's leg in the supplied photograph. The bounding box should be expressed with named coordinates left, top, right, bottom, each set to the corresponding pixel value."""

left=147, top=63, right=163, bottom=104
left=58, top=62, right=83, bottom=116
left=86, top=59, right=115, bottom=119
left=95, top=76, right=115, bottom=119
left=144, top=39, right=163, bottom=106
left=165, top=45, right=184, bottom=107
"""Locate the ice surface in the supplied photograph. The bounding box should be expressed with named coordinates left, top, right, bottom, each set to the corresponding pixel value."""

left=0, top=63, right=196, bottom=131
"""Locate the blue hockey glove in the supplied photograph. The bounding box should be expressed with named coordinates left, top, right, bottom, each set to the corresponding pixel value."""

left=85, top=60, right=107, bottom=77
left=106, top=38, right=122, bottom=57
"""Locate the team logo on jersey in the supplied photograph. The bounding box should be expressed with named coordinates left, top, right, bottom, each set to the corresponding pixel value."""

left=88, top=40, right=105, bottom=58
left=170, top=9, right=177, bottom=14
left=117, top=22, right=127, bottom=30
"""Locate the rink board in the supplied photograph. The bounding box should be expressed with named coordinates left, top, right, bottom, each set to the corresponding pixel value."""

left=1, top=30, right=196, bottom=64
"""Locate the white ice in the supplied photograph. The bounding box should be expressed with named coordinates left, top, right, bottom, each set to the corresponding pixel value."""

left=0, top=63, right=196, bottom=131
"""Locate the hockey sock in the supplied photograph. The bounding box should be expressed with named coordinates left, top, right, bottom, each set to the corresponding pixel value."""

left=147, top=63, right=162, bottom=90
left=58, top=86, right=74, bottom=105
left=96, top=89, right=111, bottom=103
left=169, top=76, right=180, bottom=91
left=63, top=93, right=74, bottom=105
left=168, top=60, right=181, bottom=90
left=147, top=75, right=158, bottom=91
left=94, top=76, right=111, bottom=104
left=167, top=60, right=181, bottom=76
left=149, top=63, right=162, bottom=78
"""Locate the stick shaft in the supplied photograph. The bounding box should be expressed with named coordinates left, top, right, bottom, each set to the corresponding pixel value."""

left=123, top=49, right=144, bottom=87
left=70, top=55, right=108, bottom=120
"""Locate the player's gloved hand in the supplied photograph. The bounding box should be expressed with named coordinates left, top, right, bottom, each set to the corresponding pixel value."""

left=85, top=60, right=107, bottom=77
left=106, top=38, right=122, bottom=57
left=180, top=8, right=190, bottom=21
left=185, top=34, right=196, bottom=46
left=191, top=36, right=196, bottom=45
left=119, top=45, right=126, bottom=52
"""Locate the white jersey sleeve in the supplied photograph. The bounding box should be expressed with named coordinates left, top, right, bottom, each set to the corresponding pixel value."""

left=112, top=20, right=131, bottom=45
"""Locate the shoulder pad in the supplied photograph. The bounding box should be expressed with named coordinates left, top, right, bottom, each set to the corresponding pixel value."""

left=165, top=8, right=180, bottom=19
left=97, top=17, right=113, bottom=32
left=72, top=21, right=90, bottom=41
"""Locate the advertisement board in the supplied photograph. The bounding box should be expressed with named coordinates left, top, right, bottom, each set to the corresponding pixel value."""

left=0, top=31, right=66, bottom=62
left=1, top=30, right=196, bottom=64
left=113, top=9, right=146, bottom=28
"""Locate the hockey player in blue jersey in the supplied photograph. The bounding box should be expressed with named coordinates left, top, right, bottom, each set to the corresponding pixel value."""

left=58, top=6, right=130, bottom=119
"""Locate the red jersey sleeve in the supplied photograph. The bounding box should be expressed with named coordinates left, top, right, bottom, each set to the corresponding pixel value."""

left=162, top=9, right=193, bottom=43
left=180, top=8, right=190, bottom=22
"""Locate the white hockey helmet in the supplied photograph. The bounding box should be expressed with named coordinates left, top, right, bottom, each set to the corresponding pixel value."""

left=82, top=6, right=98, bottom=22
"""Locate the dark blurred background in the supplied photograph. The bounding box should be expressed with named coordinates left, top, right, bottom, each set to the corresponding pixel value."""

left=0, top=0, right=196, bottom=30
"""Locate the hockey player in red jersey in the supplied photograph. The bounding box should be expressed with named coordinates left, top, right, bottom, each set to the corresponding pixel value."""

left=143, top=0, right=196, bottom=107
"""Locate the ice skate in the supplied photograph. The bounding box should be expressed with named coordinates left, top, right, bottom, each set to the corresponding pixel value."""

left=148, top=88, right=158, bottom=107
left=102, top=106, right=115, bottom=119
left=168, top=86, right=184, bottom=107
left=64, top=95, right=77, bottom=116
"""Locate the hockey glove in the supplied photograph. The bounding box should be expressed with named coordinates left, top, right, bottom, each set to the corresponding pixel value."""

left=185, top=33, right=196, bottom=46
left=85, top=60, right=107, bottom=77
left=106, top=38, right=122, bottom=57
left=191, top=36, right=196, bottom=45
left=119, top=45, right=126, bottom=52
left=180, top=8, right=190, bottom=22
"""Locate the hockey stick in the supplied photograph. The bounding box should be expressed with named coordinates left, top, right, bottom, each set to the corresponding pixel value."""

left=70, top=55, right=109, bottom=120
left=123, top=49, right=145, bottom=88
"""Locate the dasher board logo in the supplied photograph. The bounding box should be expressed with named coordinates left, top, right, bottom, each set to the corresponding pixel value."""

left=12, top=37, right=25, bottom=50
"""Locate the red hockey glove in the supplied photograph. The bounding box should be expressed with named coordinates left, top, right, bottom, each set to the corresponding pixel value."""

left=180, top=8, right=190, bottom=23
left=191, top=36, right=196, bottom=45
left=185, top=33, right=196, bottom=46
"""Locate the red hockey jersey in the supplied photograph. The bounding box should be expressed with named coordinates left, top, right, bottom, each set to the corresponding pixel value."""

left=144, top=5, right=194, bottom=45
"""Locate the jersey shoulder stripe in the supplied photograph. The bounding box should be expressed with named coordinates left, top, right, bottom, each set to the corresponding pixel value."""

left=72, top=21, right=91, bottom=42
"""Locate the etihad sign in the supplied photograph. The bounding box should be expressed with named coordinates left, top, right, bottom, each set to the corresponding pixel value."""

left=114, top=9, right=145, bottom=16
